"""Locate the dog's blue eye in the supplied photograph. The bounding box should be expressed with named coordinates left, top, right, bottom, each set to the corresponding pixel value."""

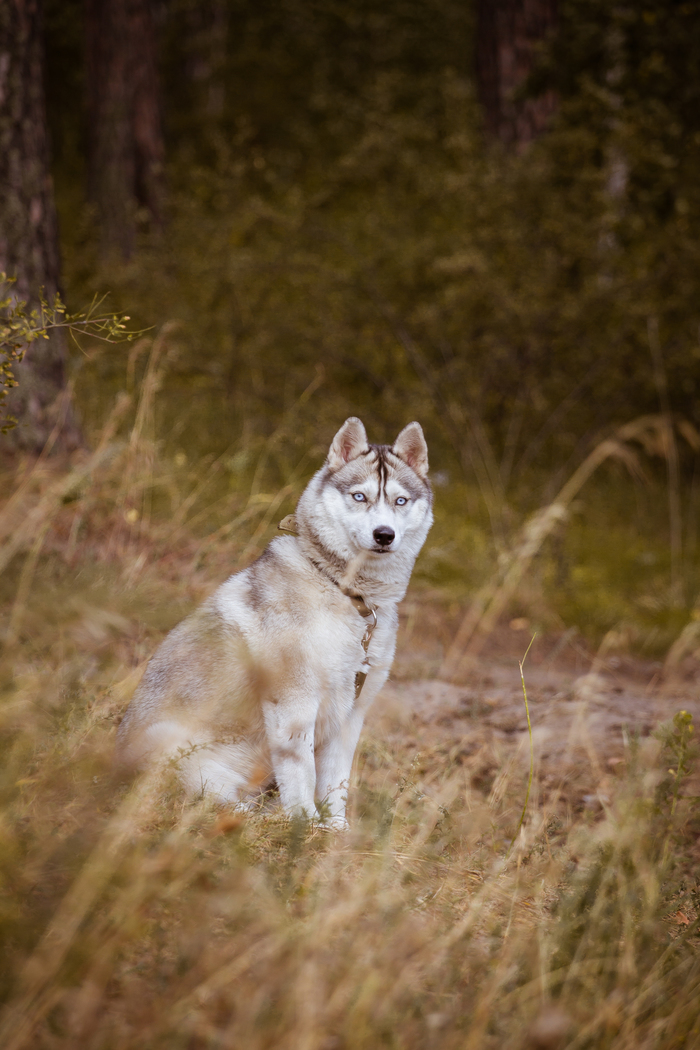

left=396, top=496, right=408, bottom=506
left=352, top=492, right=366, bottom=502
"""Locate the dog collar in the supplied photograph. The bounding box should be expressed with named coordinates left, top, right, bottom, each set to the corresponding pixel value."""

left=278, top=514, right=377, bottom=699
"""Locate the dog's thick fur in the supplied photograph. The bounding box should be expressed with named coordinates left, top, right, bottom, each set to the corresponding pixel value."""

left=116, top=417, right=433, bottom=826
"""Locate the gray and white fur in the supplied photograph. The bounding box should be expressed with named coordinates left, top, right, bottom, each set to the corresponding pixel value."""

left=116, top=417, right=433, bottom=827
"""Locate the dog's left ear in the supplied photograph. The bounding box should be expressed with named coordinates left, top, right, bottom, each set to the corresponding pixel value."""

left=327, top=417, right=369, bottom=470
left=393, top=422, right=429, bottom=479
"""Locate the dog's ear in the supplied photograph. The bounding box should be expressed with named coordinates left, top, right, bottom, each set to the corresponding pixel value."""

left=393, top=422, right=429, bottom=478
left=327, top=417, right=369, bottom=470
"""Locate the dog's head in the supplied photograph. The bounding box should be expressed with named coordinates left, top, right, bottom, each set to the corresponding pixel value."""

left=299, top=417, right=433, bottom=562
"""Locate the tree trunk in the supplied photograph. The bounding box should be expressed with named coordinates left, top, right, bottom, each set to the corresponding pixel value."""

left=186, top=0, right=228, bottom=120
left=85, top=0, right=164, bottom=260
left=476, top=0, right=558, bottom=149
left=0, top=0, right=80, bottom=451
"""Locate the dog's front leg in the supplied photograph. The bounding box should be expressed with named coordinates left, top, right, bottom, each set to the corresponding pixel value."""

left=262, top=696, right=318, bottom=819
left=315, top=708, right=366, bottom=828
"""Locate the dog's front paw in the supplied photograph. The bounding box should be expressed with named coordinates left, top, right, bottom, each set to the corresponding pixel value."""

left=318, top=814, right=350, bottom=832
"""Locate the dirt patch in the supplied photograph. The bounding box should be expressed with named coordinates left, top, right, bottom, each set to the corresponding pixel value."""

left=369, top=639, right=700, bottom=813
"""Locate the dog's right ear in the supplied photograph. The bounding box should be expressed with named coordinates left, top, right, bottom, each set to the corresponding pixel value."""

left=327, top=417, right=369, bottom=470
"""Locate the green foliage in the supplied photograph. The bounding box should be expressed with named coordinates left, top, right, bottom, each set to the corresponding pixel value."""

left=0, top=273, right=134, bottom=433
left=53, top=1, right=700, bottom=478
left=656, top=709, right=697, bottom=819
left=529, top=0, right=700, bottom=406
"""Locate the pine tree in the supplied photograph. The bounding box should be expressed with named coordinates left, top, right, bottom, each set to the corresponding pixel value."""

left=476, top=0, right=558, bottom=147
left=85, top=0, right=164, bottom=260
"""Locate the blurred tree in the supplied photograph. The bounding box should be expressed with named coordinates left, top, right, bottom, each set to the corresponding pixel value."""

left=0, top=0, right=81, bottom=450
left=476, top=0, right=558, bottom=147
left=85, top=0, right=164, bottom=260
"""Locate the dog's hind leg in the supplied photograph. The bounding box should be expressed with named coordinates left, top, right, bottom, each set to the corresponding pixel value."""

left=178, top=741, right=267, bottom=806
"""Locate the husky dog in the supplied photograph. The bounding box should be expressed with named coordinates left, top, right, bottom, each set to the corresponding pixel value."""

left=116, top=417, right=432, bottom=826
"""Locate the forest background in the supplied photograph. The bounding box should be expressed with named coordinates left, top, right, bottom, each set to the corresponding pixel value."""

left=3, top=0, right=700, bottom=653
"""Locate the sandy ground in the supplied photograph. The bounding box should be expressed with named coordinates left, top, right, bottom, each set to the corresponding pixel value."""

left=367, top=623, right=700, bottom=813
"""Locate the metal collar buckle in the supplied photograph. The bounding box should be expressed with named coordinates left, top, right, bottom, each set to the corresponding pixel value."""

left=343, top=593, right=377, bottom=701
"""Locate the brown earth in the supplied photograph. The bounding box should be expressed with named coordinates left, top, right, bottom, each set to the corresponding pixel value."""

left=366, top=616, right=700, bottom=821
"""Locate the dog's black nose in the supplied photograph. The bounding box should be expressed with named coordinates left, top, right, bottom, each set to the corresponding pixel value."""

left=373, top=526, right=395, bottom=547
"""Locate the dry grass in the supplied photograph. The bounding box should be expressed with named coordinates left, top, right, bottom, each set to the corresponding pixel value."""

left=1, top=344, right=699, bottom=1049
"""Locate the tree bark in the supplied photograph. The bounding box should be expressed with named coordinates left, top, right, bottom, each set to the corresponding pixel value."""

left=85, top=0, right=164, bottom=260
left=476, top=0, right=558, bottom=149
left=0, top=0, right=80, bottom=451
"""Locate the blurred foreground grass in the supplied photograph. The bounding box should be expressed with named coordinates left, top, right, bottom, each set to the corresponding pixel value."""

left=1, top=336, right=700, bottom=1048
